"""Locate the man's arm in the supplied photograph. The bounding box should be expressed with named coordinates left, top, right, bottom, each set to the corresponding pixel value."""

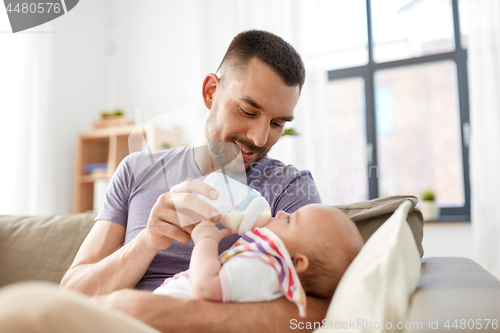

left=60, top=220, right=158, bottom=295
left=93, top=289, right=330, bottom=333
left=60, top=178, right=222, bottom=296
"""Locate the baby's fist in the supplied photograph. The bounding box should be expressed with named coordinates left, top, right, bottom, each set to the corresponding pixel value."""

left=192, top=220, right=233, bottom=244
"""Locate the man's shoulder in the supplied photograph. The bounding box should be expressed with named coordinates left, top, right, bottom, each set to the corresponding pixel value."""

left=247, top=155, right=312, bottom=182
left=247, top=156, right=321, bottom=214
left=123, top=144, right=192, bottom=168
left=125, top=145, right=191, bottom=163
left=118, top=144, right=195, bottom=182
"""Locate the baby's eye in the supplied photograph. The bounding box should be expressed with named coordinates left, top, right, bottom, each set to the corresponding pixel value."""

left=280, top=217, right=289, bottom=224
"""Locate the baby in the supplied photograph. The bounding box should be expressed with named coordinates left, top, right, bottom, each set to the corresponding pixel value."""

left=153, top=204, right=364, bottom=318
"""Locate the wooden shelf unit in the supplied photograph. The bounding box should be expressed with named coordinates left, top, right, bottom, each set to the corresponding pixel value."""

left=71, top=125, right=182, bottom=213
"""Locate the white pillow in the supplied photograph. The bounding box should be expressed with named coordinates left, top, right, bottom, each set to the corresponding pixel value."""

left=316, top=200, right=421, bottom=333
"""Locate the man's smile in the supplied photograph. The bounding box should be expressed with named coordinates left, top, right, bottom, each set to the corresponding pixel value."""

left=234, top=141, right=259, bottom=162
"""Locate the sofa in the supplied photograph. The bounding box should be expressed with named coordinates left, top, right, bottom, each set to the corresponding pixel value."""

left=1, top=196, right=499, bottom=332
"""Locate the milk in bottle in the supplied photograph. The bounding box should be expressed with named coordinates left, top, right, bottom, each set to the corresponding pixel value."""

left=195, top=172, right=271, bottom=235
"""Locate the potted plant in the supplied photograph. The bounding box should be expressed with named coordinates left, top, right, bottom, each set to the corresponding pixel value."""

left=92, top=108, right=133, bottom=129
left=419, top=189, right=440, bottom=221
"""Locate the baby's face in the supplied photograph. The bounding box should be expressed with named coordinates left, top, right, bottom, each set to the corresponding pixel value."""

left=265, top=204, right=341, bottom=255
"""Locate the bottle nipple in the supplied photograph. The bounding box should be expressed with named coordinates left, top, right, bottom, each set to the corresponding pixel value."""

left=220, top=196, right=271, bottom=235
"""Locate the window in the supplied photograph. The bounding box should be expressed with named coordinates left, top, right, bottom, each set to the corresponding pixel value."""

left=324, top=0, right=470, bottom=221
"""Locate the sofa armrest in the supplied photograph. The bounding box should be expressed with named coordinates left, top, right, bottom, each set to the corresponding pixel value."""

left=407, top=257, right=500, bottom=332
left=0, top=212, right=96, bottom=288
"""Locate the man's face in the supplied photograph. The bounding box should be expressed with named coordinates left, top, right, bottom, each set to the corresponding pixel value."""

left=205, top=58, right=300, bottom=170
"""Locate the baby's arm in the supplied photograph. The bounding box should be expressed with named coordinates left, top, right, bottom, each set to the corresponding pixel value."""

left=189, top=220, right=233, bottom=301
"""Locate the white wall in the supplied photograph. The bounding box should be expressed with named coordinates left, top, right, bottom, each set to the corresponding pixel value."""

left=421, top=222, right=499, bottom=279
left=423, top=222, right=474, bottom=259
left=44, top=1, right=112, bottom=214
left=109, top=1, right=207, bottom=118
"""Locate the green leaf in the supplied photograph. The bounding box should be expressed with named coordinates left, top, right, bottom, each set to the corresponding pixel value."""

left=281, top=128, right=299, bottom=137
left=422, top=189, right=436, bottom=201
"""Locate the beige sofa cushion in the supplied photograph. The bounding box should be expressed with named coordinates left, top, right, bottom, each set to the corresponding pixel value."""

left=0, top=212, right=96, bottom=288
left=334, top=195, right=424, bottom=257
left=320, top=200, right=422, bottom=332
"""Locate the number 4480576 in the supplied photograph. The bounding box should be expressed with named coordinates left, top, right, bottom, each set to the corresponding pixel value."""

left=6, top=3, right=61, bottom=14
left=444, top=319, right=498, bottom=330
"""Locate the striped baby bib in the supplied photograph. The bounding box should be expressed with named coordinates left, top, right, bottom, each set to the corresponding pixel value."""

left=220, top=227, right=307, bottom=318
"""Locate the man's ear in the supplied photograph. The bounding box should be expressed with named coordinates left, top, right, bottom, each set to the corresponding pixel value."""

left=202, top=73, right=220, bottom=110
left=292, top=253, right=309, bottom=274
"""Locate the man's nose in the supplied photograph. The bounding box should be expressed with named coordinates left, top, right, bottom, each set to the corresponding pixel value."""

left=247, top=119, right=269, bottom=148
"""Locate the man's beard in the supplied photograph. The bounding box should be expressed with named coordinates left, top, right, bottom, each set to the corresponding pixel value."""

left=205, top=105, right=269, bottom=171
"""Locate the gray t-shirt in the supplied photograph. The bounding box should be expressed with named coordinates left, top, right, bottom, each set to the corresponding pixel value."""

left=96, top=144, right=321, bottom=290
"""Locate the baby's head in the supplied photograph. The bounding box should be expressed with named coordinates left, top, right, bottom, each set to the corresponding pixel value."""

left=265, top=204, right=364, bottom=298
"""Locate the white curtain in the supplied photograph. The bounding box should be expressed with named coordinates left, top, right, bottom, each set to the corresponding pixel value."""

left=0, top=19, right=53, bottom=215
left=468, top=0, right=500, bottom=279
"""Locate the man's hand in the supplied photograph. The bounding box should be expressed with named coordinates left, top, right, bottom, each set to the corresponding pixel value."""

left=191, top=220, right=233, bottom=244
left=91, top=289, right=160, bottom=322
left=91, top=289, right=210, bottom=333
left=142, top=178, right=222, bottom=252
left=60, top=178, right=224, bottom=296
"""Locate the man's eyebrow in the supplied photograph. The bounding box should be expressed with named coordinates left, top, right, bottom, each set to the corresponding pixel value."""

left=240, top=95, right=294, bottom=122
left=240, top=95, right=264, bottom=110
left=276, top=115, right=294, bottom=122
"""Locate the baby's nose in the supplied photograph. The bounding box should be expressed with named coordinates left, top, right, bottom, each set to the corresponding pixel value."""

left=275, top=210, right=288, bottom=219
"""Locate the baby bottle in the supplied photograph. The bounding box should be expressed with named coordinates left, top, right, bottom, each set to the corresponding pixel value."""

left=195, top=172, right=271, bottom=235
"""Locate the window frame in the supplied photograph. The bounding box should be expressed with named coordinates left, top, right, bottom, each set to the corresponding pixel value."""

left=327, top=0, right=470, bottom=221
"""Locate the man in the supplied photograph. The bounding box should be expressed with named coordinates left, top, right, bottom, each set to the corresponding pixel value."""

left=0, top=30, right=329, bottom=333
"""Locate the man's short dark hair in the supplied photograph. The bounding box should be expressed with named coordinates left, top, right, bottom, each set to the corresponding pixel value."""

left=217, top=30, right=306, bottom=90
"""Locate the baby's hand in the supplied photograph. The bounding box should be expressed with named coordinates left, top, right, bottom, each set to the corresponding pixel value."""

left=191, top=220, right=233, bottom=244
